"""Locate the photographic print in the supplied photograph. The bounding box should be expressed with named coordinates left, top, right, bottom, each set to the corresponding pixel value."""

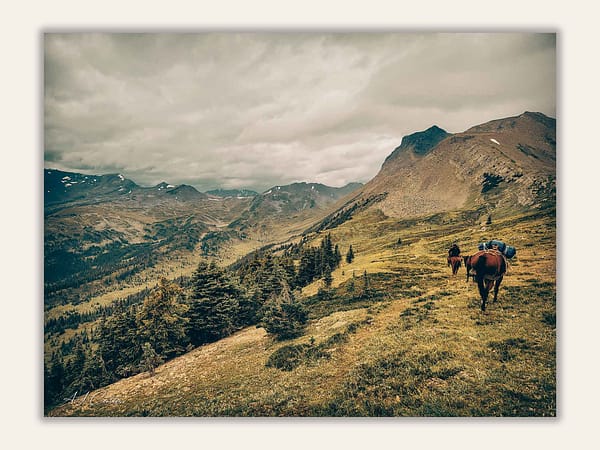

left=44, top=32, right=556, bottom=417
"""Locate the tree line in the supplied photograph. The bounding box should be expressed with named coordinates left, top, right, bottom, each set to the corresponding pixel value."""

left=44, top=234, right=356, bottom=412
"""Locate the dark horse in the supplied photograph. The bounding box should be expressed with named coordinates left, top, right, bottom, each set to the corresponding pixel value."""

left=463, top=255, right=474, bottom=282
left=468, top=250, right=507, bottom=311
left=447, top=256, right=462, bottom=276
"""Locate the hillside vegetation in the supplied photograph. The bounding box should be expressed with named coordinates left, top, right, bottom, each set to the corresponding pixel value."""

left=49, top=203, right=555, bottom=417
left=45, top=112, right=555, bottom=417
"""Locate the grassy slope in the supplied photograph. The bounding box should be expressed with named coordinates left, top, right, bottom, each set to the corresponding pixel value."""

left=49, top=205, right=555, bottom=417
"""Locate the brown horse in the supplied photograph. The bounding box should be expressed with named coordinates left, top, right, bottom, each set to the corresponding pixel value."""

left=447, top=256, right=462, bottom=276
left=468, top=250, right=507, bottom=311
left=463, top=255, right=474, bottom=282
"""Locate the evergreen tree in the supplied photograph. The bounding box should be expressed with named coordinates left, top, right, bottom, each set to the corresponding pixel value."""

left=334, top=244, right=342, bottom=266
left=346, top=245, right=355, bottom=264
left=279, top=256, right=297, bottom=289
left=261, top=283, right=308, bottom=340
left=321, top=234, right=335, bottom=274
left=98, top=305, right=141, bottom=377
left=251, top=255, right=290, bottom=320
left=297, top=248, right=318, bottom=287
left=78, top=348, right=109, bottom=392
left=138, top=277, right=189, bottom=359
left=323, top=263, right=333, bottom=289
left=45, top=351, right=65, bottom=409
left=65, top=336, right=87, bottom=393
left=140, top=342, right=164, bottom=375
left=235, top=283, right=258, bottom=328
left=294, top=235, right=344, bottom=289
left=186, top=262, right=241, bottom=346
left=237, top=278, right=263, bottom=327
left=257, top=254, right=285, bottom=301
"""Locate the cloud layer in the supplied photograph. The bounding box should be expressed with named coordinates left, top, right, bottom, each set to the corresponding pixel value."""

left=44, top=32, right=556, bottom=192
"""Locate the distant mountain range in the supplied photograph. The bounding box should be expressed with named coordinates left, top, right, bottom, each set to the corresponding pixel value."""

left=206, top=188, right=259, bottom=198
left=44, top=169, right=210, bottom=212
left=44, top=170, right=360, bottom=211
left=43, top=168, right=364, bottom=304
left=44, top=110, right=555, bottom=298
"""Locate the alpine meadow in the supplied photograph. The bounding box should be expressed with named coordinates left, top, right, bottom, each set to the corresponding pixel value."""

left=44, top=32, right=556, bottom=417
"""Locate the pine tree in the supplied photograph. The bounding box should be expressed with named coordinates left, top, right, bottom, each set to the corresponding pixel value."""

left=186, top=262, right=241, bottom=346
left=261, top=283, right=308, bottom=340
left=237, top=278, right=262, bottom=327
left=323, top=263, right=333, bottom=288
left=346, top=245, right=355, bottom=264
left=79, top=348, right=109, bottom=391
left=251, top=255, right=290, bottom=320
left=297, top=248, right=318, bottom=287
left=322, top=233, right=335, bottom=272
left=257, top=254, right=286, bottom=301
left=137, top=277, right=189, bottom=359
left=334, top=244, right=342, bottom=266
left=140, top=342, right=164, bottom=375
left=279, top=256, right=297, bottom=289
left=45, top=351, right=65, bottom=409
left=66, top=336, right=87, bottom=393
left=97, top=305, right=141, bottom=377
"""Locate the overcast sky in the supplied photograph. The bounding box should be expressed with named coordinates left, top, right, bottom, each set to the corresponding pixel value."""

left=44, top=32, right=555, bottom=192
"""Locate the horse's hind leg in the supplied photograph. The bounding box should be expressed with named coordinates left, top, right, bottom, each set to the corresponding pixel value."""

left=493, top=276, right=503, bottom=303
left=477, top=278, right=488, bottom=311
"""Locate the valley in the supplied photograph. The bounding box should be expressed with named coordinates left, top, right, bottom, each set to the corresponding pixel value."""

left=49, top=203, right=556, bottom=417
left=44, top=111, right=556, bottom=417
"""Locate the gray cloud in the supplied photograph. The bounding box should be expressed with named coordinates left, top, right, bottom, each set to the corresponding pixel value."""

left=44, top=32, right=555, bottom=192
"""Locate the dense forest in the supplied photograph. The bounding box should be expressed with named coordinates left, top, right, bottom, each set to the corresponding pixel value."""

left=44, top=233, right=375, bottom=412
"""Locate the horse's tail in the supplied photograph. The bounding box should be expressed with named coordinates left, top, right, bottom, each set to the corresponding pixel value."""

left=472, top=252, right=486, bottom=274
left=473, top=251, right=505, bottom=277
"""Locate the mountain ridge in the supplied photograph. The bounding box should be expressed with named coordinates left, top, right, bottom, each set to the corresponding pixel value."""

left=322, top=111, right=556, bottom=224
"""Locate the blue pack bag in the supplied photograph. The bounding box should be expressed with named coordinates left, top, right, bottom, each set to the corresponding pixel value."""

left=504, top=246, right=517, bottom=259
left=487, top=240, right=506, bottom=252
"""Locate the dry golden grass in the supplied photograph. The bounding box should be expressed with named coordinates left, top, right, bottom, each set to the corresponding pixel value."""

left=50, top=205, right=555, bottom=417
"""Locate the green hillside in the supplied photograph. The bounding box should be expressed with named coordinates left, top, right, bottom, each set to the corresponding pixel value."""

left=48, top=203, right=555, bottom=417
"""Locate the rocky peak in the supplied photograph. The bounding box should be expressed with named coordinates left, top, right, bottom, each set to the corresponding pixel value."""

left=383, top=125, right=450, bottom=167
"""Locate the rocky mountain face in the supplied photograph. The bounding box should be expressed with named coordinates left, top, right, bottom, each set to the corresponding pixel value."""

left=228, top=182, right=363, bottom=234
left=383, top=125, right=451, bottom=163
left=254, top=182, right=363, bottom=214
left=330, top=111, right=555, bottom=221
